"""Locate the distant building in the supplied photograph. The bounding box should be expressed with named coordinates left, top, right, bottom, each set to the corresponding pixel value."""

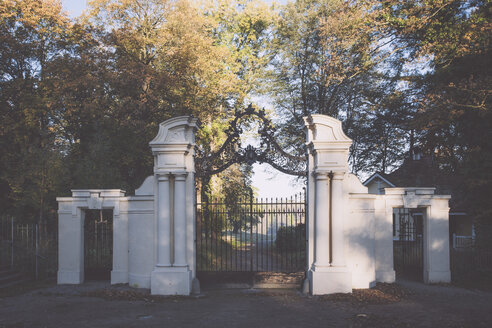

left=362, top=172, right=395, bottom=195
left=363, top=147, right=474, bottom=248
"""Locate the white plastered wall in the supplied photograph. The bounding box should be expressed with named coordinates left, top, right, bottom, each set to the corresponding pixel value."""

left=345, top=174, right=376, bottom=288
left=57, top=114, right=451, bottom=295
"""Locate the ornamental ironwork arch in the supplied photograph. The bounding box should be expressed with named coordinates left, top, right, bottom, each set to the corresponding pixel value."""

left=195, top=104, right=307, bottom=178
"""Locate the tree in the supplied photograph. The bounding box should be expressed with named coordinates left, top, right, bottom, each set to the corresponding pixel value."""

left=0, top=0, right=71, bottom=222
left=382, top=0, right=492, bottom=246
left=269, top=0, right=411, bottom=175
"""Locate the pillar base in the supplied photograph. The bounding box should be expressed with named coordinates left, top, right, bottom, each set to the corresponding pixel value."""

left=424, top=270, right=451, bottom=284
left=309, top=266, right=352, bottom=295
left=151, top=266, right=191, bottom=295
left=111, top=270, right=129, bottom=284
left=376, top=270, right=396, bottom=283
left=57, top=270, right=83, bottom=284
left=191, top=277, right=201, bottom=294
left=129, top=273, right=150, bottom=289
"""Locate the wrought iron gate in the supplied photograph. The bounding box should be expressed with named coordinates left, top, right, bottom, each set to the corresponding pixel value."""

left=84, top=210, right=113, bottom=280
left=197, top=191, right=306, bottom=272
left=393, top=208, right=424, bottom=281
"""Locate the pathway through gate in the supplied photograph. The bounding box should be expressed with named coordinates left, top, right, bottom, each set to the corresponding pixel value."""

left=196, top=191, right=306, bottom=273
left=194, top=104, right=308, bottom=286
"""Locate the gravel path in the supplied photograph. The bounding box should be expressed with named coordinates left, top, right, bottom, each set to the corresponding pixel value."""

left=1, top=279, right=491, bottom=327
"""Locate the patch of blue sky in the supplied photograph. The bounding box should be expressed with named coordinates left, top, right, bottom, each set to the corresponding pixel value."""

left=61, top=0, right=87, bottom=18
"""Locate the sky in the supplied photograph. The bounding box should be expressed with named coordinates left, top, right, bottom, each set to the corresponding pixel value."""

left=60, top=0, right=301, bottom=198
left=61, top=0, right=87, bottom=17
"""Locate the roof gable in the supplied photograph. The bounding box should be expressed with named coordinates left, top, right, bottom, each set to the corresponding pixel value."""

left=363, top=172, right=396, bottom=187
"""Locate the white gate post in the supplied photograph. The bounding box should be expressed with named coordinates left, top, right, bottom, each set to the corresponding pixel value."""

left=304, top=115, right=352, bottom=294
left=57, top=204, right=84, bottom=284
left=424, top=197, right=452, bottom=283
left=149, top=116, right=199, bottom=295
left=110, top=195, right=128, bottom=284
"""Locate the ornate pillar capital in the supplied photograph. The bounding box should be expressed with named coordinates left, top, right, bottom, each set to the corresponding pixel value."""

left=331, top=171, right=345, bottom=180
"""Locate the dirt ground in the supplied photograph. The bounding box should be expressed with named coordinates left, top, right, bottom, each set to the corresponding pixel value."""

left=1, top=279, right=492, bottom=328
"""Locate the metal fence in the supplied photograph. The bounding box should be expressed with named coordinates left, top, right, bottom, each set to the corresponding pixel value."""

left=0, top=217, right=58, bottom=279
left=451, top=247, right=492, bottom=281
left=452, top=234, right=474, bottom=249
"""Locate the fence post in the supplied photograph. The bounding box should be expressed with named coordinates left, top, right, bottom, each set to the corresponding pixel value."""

left=11, top=217, right=14, bottom=270
left=35, top=224, right=39, bottom=280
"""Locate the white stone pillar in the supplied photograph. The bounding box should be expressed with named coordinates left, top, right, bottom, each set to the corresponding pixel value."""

left=157, top=174, right=171, bottom=267
left=150, top=116, right=197, bottom=295
left=111, top=207, right=129, bottom=284
left=374, top=196, right=396, bottom=283
left=314, top=172, right=330, bottom=268
left=424, top=198, right=451, bottom=283
left=57, top=205, right=84, bottom=284
left=173, top=173, right=188, bottom=267
left=304, top=114, right=353, bottom=295
left=331, top=172, right=345, bottom=267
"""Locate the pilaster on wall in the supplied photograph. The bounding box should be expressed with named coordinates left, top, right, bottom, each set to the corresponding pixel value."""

left=304, top=115, right=352, bottom=294
left=149, top=116, right=199, bottom=295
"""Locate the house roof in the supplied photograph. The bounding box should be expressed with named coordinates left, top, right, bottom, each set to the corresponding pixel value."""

left=362, top=172, right=396, bottom=187
left=365, top=150, right=465, bottom=211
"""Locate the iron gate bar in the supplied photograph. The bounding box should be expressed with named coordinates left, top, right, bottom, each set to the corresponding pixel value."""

left=196, top=192, right=306, bottom=272
left=250, top=189, right=253, bottom=271
left=393, top=208, right=423, bottom=281
left=84, top=210, right=113, bottom=280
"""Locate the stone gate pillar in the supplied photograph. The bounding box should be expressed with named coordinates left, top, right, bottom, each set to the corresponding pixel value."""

left=304, top=115, right=352, bottom=294
left=149, top=116, right=199, bottom=295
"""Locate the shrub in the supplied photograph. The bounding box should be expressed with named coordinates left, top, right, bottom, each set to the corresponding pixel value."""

left=276, top=223, right=306, bottom=251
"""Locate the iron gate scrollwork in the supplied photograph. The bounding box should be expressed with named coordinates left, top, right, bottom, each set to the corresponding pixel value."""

left=195, top=104, right=307, bottom=177
left=195, top=105, right=307, bottom=274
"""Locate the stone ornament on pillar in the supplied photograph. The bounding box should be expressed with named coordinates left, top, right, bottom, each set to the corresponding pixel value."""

left=304, top=115, right=352, bottom=173
left=304, top=114, right=352, bottom=294
left=149, top=116, right=199, bottom=174
left=150, top=116, right=198, bottom=295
